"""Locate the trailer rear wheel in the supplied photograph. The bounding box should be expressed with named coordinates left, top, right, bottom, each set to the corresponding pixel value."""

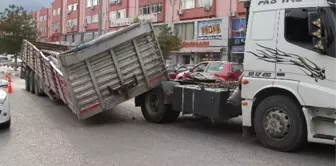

left=25, top=69, right=30, bottom=91
left=29, top=71, right=35, bottom=94
left=253, top=95, right=306, bottom=152
left=34, top=74, right=44, bottom=96
left=141, top=90, right=180, bottom=123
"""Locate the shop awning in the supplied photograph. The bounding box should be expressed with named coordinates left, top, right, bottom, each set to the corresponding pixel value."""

left=171, top=47, right=223, bottom=54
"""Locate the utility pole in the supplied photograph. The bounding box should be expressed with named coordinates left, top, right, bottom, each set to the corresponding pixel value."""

left=98, top=0, right=103, bottom=36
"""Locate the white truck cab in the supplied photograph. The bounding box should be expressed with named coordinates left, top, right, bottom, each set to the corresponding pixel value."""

left=241, top=0, right=335, bottom=151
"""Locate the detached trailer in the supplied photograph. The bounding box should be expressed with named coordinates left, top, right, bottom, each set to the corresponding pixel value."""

left=20, top=22, right=175, bottom=120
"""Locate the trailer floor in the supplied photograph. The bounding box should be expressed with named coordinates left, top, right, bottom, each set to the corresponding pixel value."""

left=0, top=71, right=334, bottom=166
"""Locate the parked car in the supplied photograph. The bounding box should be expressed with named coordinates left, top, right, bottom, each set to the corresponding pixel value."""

left=0, top=80, right=10, bottom=129
left=175, top=61, right=243, bottom=81
left=8, top=58, right=22, bottom=68
left=0, top=56, right=10, bottom=66
left=167, top=64, right=194, bottom=80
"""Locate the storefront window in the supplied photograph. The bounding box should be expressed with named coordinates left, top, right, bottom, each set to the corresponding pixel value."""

left=200, top=53, right=220, bottom=62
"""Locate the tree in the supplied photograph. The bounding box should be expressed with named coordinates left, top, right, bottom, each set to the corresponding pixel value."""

left=0, top=5, right=38, bottom=71
left=132, top=17, right=141, bottom=24
left=157, top=24, right=181, bottom=59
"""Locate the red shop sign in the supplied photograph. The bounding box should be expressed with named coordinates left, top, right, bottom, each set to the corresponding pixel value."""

left=180, top=41, right=209, bottom=47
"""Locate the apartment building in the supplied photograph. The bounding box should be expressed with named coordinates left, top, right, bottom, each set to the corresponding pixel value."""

left=30, top=0, right=246, bottom=64
left=50, top=0, right=63, bottom=42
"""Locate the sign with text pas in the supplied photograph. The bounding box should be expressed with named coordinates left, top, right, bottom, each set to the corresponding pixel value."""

left=197, top=19, right=223, bottom=40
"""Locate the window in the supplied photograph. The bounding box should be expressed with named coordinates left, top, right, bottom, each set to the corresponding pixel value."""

left=174, top=22, right=194, bottom=41
left=67, top=19, right=78, bottom=27
left=73, top=3, right=78, bottom=11
left=39, top=15, right=47, bottom=22
left=139, top=5, right=150, bottom=15
left=68, top=3, right=78, bottom=12
left=109, top=11, right=117, bottom=20
left=197, top=0, right=212, bottom=7
left=92, top=14, right=99, bottom=23
left=207, top=62, right=223, bottom=72
left=181, top=0, right=194, bottom=10
left=152, top=3, right=162, bottom=13
left=192, top=62, right=208, bottom=72
left=86, top=0, right=92, bottom=7
left=39, top=27, right=46, bottom=33
left=285, top=8, right=317, bottom=49
left=117, top=9, right=126, bottom=19
left=52, top=9, right=57, bottom=16
left=92, top=0, right=99, bottom=6
left=58, top=8, right=61, bottom=15
left=85, top=16, right=92, bottom=24
left=251, top=11, right=276, bottom=40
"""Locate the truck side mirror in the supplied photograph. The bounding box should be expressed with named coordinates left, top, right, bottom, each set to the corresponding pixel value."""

left=308, top=12, right=327, bottom=53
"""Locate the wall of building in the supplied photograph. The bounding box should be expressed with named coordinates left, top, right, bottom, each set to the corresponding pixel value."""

left=31, top=0, right=243, bottom=49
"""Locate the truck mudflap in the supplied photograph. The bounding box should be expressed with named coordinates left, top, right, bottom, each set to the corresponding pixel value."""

left=171, top=85, right=241, bottom=121
left=226, top=87, right=243, bottom=118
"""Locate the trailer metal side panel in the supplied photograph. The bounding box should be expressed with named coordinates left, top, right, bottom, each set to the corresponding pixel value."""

left=59, top=22, right=168, bottom=119
left=21, top=22, right=167, bottom=120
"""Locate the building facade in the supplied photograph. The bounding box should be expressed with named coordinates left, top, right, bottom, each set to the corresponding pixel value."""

left=29, top=0, right=246, bottom=64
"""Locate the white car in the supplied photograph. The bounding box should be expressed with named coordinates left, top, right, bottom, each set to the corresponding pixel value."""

left=0, top=80, right=10, bottom=129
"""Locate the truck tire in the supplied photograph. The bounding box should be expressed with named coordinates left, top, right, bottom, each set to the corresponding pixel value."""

left=34, top=74, right=44, bottom=96
left=0, top=119, right=10, bottom=129
left=253, top=95, right=306, bottom=152
left=141, top=90, right=180, bottom=123
left=25, top=69, right=30, bottom=91
left=29, top=71, right=35, bottom=94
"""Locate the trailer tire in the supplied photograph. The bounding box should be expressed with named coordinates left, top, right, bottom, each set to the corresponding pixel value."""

left=253, top=95, right=306, bottom=152
left=25, top=69, right=30, bottom=91
left=29, top=71, right=35, bottom=94
left=34, top=74, right=44, bottom=96
left=141, top=90, right=180, bottom=123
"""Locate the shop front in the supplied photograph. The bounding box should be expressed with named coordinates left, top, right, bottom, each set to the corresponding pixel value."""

left=169, top=17, right=229, bottom=65
left=229, top=38, right=245, bottom=63
left=229, top=17, right=246, bottom=64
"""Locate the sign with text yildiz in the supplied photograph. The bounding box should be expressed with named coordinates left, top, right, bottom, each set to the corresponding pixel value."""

left=197, top=19, right=223, bottom=40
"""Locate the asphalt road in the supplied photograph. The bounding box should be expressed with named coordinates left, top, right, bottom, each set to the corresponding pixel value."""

left=0, top=71, right=335, bottom=166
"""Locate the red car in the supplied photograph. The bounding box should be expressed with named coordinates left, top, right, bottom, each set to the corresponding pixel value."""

left=167, top=64, right=193, bottom=80
left=175, top=61, right=243, bottom=81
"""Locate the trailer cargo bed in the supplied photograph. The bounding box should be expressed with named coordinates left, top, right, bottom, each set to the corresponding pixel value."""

left=21, top=22, right=167, bottom=120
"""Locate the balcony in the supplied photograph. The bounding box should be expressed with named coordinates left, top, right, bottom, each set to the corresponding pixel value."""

left=178, top=0, right=216, bottom=20
left=138, top=14, right=158, bottom=23
left=109, top=17, right=133, bottom=27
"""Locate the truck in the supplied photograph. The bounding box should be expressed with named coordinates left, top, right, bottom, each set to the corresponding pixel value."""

left=20, top=22, right=169, bottom=120
left=133, top=0, right=336, bottom=152
left=20, top=0, right=335, bottom=152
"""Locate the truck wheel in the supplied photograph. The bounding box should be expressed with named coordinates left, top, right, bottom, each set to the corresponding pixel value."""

left=29, top=71, right=35, bottom=94
left=141, top=90, right=180, bottom=123
left=25, top=69, right=30, bottom=91
left=0, top=119, right=10, bottom=129
left=34, top=74, right=44, bottom=96
left=253, top=95, right=306, bottom=152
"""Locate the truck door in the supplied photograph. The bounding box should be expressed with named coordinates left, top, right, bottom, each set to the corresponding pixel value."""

left=276, top=7, right=336, bottom=108
left=244, top=9, right=280, bottom=79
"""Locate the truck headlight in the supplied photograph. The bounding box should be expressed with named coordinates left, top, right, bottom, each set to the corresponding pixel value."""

left=0, top=90, right=8, bottom=105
